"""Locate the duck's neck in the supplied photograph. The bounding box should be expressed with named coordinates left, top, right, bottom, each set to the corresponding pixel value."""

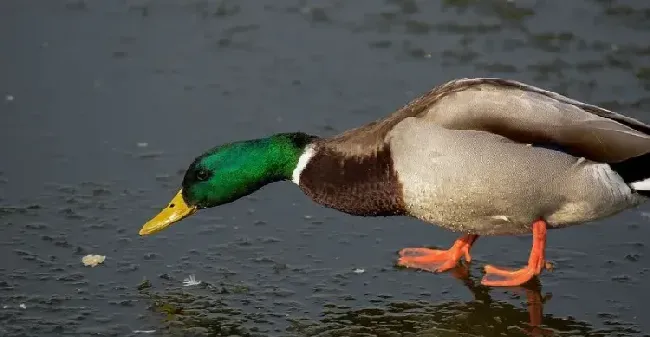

left=291, top=143, right=318, bottom=184
left=266, top=133, right=319, bottom=181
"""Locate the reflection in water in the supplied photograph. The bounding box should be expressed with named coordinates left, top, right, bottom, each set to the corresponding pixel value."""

left=296, top=266, right=601, bottom=337
left=446, top=265, right=554, bottom=337
left=141, top=264, right=641, bottom=337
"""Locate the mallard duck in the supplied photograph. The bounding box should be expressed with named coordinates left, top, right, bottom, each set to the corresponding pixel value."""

left=139, top=78, right=650, bottom=287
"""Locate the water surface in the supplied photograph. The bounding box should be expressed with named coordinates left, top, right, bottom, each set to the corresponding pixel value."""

left=2, top=0, right=650, bottom=336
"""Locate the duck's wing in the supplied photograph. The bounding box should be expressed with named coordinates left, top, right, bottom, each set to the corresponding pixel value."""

left=323, top=78, right=650, bottom=162
left=410, top=78, right=650, bottom=163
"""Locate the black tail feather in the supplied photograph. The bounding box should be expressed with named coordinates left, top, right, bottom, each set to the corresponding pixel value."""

left=611, top=153, right=650, bottom=197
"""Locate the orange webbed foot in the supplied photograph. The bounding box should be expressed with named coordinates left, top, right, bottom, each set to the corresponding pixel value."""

left=397, top=234, right=478, bottom=273
left=481, top=264, right=539, bottom=287
left=398, top=247, right=466, bottom=272
left=481, top=219, right=548, bottom=287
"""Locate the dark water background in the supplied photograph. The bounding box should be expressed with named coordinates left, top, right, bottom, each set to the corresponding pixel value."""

left=2, top=0, right=650, bottom=336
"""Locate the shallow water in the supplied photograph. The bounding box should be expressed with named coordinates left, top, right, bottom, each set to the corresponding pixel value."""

left=2, top=0, right=650, bottom=336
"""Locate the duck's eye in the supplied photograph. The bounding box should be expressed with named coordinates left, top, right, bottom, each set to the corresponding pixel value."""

left=196, top=169, right=210, bottom=181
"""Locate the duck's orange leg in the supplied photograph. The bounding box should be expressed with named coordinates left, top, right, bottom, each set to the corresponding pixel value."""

left=397, top=234, right=479, bottom=272
left=481, top=219, right=548, bottom=287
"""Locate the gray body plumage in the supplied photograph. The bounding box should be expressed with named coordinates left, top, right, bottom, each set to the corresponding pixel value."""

left=390, top=120, right=643, bottom=235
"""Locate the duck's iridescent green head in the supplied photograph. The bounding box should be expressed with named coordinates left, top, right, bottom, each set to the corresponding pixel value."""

left=139, top=132, right=316, bottom=235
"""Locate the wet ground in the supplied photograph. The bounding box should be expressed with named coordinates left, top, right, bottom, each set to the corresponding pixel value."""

left=2, top=0, right=650, bottom=336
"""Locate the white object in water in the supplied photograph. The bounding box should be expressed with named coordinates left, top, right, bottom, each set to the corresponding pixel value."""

left=183, top=274, right=201, bottom=286
left=82, top=255, right=106, bottom=267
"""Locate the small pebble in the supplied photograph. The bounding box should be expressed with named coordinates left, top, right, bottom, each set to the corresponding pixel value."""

left=353, top=268, right=365, bottom=274
left=19, top=303, right=26, bottom=309
left=5, top=95, right=14, bottom=102
left=137, top=142, right=148, bottom=148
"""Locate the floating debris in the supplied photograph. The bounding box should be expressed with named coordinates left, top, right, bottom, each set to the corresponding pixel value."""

left=5, top=94, right=14, bottom=102
left=182, top=274, right=201, bottom=287
left=137, top=142, right=149, bottom=148
left=353, top=268, right=365, bottom=274
left=133, top=330, right=156, bottom=334
left=82, top=254, right=106, bottom=267
left=19, top=303, right=26, bottom=309
left=138, top=279, right=152, bottom=291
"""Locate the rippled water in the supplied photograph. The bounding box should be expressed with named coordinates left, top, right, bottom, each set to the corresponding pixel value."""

left=2, top=0, right=650, bottom=336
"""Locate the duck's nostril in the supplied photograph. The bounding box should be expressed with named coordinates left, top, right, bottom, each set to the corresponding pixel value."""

left=169, top=203, right=175, bottom=208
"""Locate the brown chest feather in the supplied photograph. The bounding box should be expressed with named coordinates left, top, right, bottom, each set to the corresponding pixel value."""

left=298, top=145, right=406, bottom=216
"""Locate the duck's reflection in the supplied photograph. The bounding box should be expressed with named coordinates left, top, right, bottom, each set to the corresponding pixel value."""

left=449, top=264, right=553, bottom=336
left=311, top=265, right=639, bottom=337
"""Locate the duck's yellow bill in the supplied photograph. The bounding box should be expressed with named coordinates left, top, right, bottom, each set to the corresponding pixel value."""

left=139, top=190, right=196, bottom=236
